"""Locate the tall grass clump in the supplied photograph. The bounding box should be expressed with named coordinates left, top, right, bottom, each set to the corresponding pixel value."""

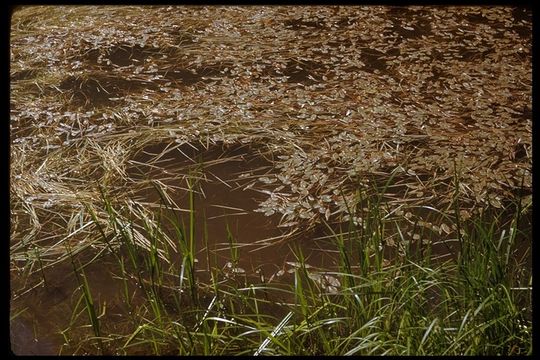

left=58, top=175, right=531, bottom=355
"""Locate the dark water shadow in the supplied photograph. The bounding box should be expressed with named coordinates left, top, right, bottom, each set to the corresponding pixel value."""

left=10, top=252, right=135, bottom=355
left=58, top=73, right=158, bottom=108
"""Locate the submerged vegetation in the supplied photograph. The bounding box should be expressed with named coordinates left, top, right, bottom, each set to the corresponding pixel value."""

left=10, top=5, right=531, bottom=355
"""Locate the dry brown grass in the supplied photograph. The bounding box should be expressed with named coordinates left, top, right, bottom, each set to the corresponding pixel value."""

left=10, top=5, right=531, bottom=268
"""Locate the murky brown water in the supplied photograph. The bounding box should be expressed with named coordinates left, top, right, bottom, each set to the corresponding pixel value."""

left=11, top=250, right=110, bottom=354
